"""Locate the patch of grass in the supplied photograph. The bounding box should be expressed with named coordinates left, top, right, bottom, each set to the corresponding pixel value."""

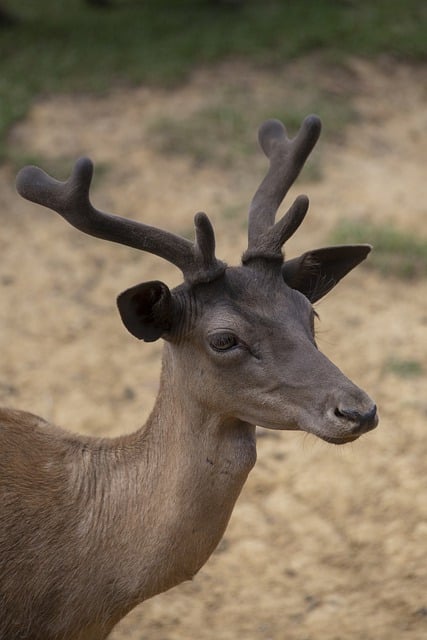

left=0, top=0, right=426, bottom=157
left=8, top=151, right=72, bottom=179
left=148, top=89, right=355, bottom=170
left=149, top=104, right=250, bottom=167
left=383, top=357, right=423, bottom=378
left=331, top=220, right=427, bottom=279
left=221, top=203, right=249, bottom=231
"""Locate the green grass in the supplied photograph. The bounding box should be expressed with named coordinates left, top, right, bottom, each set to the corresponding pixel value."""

left=148, top=88, right=355, bottom=168
left=383, top=357, right=423, bottom=378
left=149, top=104, right=250, bottom=167
left=0, top=0, right=426, bottom=158
left=331, top=220, right=427, bottom=279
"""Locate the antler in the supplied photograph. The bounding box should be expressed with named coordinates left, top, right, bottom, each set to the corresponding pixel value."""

left=242, top=115, right=321, bottom=264
left=16, top=157, right=225, bottom=284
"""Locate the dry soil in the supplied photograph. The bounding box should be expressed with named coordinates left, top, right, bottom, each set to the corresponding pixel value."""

left=1, top=57, right=426, bottom=640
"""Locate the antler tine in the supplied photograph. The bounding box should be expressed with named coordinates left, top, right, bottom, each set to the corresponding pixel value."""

left=16, top=158, right=225, bottom=284
left=243, top=115, right=321, bottom=263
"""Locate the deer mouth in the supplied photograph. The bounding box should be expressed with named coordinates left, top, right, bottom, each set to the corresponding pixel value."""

left=321, top=434, right=360, bottom=445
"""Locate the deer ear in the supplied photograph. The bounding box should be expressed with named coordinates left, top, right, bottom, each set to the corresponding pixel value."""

left=117, top=281, right=174, bottom=342
left=282, top=245, right=371, bottom=303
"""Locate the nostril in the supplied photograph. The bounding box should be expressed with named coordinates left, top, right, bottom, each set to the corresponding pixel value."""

left=334, top=406, right=361, bottom=423
left=334, top=407, right=347, bottom=420
left=334, top=404, right=378, bottom=433
left=334, top=406, right=360, bottom=427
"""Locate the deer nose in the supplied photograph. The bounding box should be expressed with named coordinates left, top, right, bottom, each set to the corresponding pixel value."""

left=334, top=404, right=378, bottom=435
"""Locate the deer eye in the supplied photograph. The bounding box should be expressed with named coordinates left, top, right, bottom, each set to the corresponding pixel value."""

left=209, top=332, right=239, bottom=352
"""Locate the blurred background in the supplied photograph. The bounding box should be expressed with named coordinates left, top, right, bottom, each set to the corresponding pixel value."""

left=0, top=1, right=426, bottom=638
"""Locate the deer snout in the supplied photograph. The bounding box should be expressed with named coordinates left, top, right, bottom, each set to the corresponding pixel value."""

left=334, top=403, right=378, bottom=435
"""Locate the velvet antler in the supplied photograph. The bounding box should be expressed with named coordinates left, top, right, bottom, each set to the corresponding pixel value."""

left=242, top=115, right=321, bottom=264
left=16, top=157, right=225, bottom=285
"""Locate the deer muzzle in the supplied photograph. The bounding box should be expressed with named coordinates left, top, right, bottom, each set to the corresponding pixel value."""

left=322, top=398, right=378, bottom=445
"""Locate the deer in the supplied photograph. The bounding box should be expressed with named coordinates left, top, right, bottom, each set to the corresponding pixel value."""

left=0, top=114, right=378, bottom=640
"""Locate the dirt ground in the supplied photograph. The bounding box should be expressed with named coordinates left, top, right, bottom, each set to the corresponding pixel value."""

left=1, top=57, right=426, bottom=639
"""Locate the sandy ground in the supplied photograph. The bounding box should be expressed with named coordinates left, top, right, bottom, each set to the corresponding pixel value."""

left=1, top=57, right=426, bottom=639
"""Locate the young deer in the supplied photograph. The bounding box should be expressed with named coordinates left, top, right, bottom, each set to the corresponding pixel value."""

left=1, top=115, right=377, bottom=640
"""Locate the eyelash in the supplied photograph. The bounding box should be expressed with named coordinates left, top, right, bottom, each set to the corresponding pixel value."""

left=209, top=332, right=239, bottom=352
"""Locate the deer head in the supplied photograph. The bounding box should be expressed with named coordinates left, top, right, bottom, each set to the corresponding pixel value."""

left=16, top=115, right=378, bottom=445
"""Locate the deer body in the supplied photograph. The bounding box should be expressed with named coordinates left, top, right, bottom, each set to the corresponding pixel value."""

left=1, top=116, right=378, bottom=638
left=0, top=379, right=256, bottom=639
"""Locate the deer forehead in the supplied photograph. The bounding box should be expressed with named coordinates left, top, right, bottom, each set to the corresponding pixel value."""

left=177, top=266, right=314, bottom=337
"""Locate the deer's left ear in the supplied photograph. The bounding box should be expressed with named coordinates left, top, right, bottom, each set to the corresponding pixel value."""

left=117, top=281, right=174, bottom=342
left=282, top=245, right=371, bottom=303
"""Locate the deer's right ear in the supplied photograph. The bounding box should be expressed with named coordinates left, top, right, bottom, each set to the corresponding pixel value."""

left=281, top=245, right=371, bottom=303
left=117, top=281, right=174, bottom=342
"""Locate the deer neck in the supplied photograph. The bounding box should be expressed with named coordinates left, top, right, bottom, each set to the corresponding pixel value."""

left=83, top=346, right=257, bottom=605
